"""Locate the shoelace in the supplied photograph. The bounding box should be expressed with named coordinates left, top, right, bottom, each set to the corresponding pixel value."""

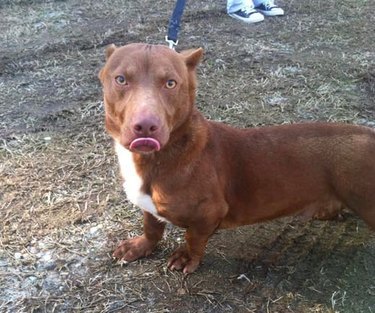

left=242, top=6, right=257, bottom=14
left=262, top=0, right=276, bottom=8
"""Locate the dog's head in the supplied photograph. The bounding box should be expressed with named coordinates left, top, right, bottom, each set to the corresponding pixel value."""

left=99, top=43, right=203, bottom=154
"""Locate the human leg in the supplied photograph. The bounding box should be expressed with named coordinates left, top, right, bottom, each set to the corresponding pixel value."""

left=253, top=0, right=284, bottom=16
left=227, top=0, right=264, bottom=23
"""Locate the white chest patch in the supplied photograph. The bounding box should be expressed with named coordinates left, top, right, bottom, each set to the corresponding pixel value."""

left=114, top=142, right=168, bottom=223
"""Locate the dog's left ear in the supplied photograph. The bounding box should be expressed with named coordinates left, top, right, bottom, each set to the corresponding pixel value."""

left=181, top=48, right=204, bottom=69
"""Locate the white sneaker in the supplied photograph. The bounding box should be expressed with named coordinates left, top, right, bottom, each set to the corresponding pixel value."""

left=228, top=8, right=265, bottom=23
left=255, top=0, right=284, bottom=16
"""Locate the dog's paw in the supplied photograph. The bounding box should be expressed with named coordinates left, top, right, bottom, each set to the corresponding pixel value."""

left=167, top=246, right=200, bottom=274
left=113, top=235, right=157, bottom=262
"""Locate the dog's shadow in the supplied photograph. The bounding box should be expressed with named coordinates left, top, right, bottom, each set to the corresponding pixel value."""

left=198, top=215, right=374, bottom=307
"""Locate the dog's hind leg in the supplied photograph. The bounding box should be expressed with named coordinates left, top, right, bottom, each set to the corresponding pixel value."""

left=338, top=174, right=375, bottom=230
left=334, top=134, right=375, bottom=230
left=345, top=197, right=375, bottom=230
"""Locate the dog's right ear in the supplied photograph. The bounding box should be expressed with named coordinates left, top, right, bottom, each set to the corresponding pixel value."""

left=98, top=44, right=117, bottom=82
left=98, top=68, right=105, bottom=83
left=105, top=44, right=117, bottom=60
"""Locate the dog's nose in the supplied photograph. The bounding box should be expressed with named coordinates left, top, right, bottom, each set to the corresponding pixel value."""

left=132, top=117, right=159, bottom=136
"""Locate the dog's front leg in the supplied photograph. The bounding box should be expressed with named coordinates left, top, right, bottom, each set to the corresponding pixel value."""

left=167, top=223, right=218, bottom=274
left=113, top=211, right=165, bottom=262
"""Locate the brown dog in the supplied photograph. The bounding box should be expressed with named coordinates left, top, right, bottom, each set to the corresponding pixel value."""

left=99, top=43, right=375, bottom=274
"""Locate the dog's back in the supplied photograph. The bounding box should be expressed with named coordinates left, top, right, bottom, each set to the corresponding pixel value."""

left=206, top=122, right=375, bottom=229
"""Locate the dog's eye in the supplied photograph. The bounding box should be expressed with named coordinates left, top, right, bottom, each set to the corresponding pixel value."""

left=165, top=79, right=177, bottom=89
left=115, top=75, right=127, bottom=86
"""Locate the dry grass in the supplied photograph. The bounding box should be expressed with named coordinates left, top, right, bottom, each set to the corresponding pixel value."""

left=0, top=0, right=374, bottom=312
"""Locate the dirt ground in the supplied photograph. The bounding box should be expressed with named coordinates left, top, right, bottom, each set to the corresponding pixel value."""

left=1, top=0, right=374, bottom=312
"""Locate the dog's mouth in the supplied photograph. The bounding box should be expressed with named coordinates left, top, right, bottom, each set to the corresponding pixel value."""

left=129, top=137, right=161, bottom=153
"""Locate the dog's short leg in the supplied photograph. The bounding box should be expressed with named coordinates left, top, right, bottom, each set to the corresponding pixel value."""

left=347, top=200, right=375, bottom=230
left=113, top=211, right=165, bottom=262
left=167, top=224, right=218, bottom=274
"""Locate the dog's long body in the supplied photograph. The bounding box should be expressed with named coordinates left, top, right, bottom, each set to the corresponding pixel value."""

left=99, top=43, right=375, bottom=273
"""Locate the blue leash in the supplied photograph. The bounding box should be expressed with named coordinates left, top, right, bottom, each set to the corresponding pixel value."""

left=166, top=0, right=186, bottom=50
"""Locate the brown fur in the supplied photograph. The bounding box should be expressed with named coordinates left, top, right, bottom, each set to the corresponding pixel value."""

left=99, top=43, right=375, bottom=274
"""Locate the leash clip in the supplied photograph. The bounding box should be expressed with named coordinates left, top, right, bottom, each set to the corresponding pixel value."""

left=165, top=36, right=178, bottom=50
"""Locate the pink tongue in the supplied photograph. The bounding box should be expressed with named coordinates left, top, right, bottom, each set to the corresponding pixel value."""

left=129, top=137, right=161, bottom=152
